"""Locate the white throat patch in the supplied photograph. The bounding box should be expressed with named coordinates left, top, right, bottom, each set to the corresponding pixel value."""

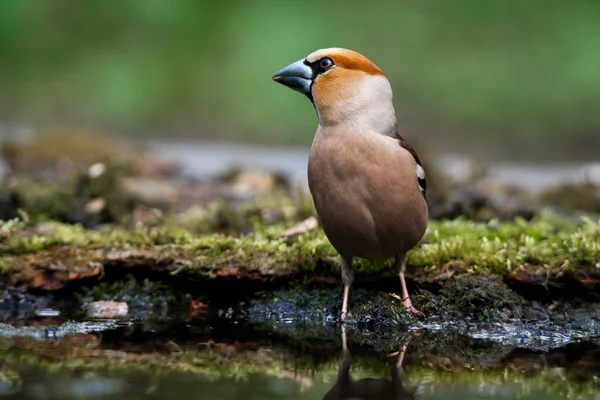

left=316, top=74, right=397, bottom=136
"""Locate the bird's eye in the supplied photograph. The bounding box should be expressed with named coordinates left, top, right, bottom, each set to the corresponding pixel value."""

left=319, top=57, right=334, bottom=70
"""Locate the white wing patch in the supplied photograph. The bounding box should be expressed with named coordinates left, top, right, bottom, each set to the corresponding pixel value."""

left=416, top=164, right=425, bottom=179
left=416, top=164, right=426, bottom=193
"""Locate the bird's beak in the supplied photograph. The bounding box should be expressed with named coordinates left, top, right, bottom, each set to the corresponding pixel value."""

left=272, top=58, right=314, bottom=95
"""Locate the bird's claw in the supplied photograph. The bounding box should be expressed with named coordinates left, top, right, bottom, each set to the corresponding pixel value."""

left=403, top=299, right=425, bottom=319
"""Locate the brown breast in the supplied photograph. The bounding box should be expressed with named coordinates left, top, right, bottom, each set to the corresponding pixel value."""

left=307, top=126, right=428, bottom=260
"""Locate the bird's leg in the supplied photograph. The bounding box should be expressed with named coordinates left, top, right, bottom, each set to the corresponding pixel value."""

left=391, top=331, right=420, bottom=388
left=338, top=325, right=352, bottom=385
left=340, top=256, right=354, bottom=320
left=395, top=254, right=424, bottom=318
left=395, top=340, right=409, bottom=368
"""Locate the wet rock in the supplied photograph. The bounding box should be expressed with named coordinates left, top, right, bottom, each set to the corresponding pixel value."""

left=0, top=320, right=118, bottom=340
left=419, top=275, right=525, bottom=321
left=86, top=301, right=129, bottom=318
left=0, top=283, right=50, bottom=322
left=247, top=288, right=418, bottom=346
left=247, top=284, right=600, bottom=352
left=76, top=278, right=191, bottom=320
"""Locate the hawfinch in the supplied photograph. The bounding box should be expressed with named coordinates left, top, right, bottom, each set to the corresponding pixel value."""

left=273, top=48, right=428, bottom=319
left=324, top=327, right=413, bottom=400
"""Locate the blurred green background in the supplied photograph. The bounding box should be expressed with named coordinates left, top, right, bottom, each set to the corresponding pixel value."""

left=1, top=0, right=599, bottom=160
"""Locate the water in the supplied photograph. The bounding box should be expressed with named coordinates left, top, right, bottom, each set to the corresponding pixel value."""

left=1, top=317, right=598, bottom=400
left=0, top=368, right=575, bottom=399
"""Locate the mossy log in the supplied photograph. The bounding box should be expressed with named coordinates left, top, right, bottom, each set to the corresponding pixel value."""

left=1, top=211, right=599, bottom=302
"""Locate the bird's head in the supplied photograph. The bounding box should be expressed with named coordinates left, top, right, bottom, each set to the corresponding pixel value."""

left=273, top=48, right=397, bottom=135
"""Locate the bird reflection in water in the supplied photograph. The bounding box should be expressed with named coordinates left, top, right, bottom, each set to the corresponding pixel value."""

left=323, top=327, right=415, bottom=400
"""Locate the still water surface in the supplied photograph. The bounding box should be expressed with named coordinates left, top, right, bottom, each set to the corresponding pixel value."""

left=3, top=368, right=572, bottom=400
left=1, top=318, right=598, bottom=400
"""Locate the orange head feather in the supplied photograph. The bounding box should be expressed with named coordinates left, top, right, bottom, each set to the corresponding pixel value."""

left=273, top=48, right=396, bottom=134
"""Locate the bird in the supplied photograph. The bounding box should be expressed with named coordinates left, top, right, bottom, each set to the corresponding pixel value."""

left=272, top=48, right=428, bottom=319
left=322, top=326, right=415, bottom=400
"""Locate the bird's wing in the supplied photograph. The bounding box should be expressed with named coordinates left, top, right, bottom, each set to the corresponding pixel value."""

left=393, top=132, right=426, bottom=198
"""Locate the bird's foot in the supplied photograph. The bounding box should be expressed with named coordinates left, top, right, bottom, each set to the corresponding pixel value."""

left=403, top=299, right=425, bottom=319
left=340, top=311, right=353, bottom=321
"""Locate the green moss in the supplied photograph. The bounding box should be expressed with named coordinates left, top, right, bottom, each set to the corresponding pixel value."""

left=408, top=213, right=600, bottom=276
left=2, top=210, right=600, bottom=287
left=0, top=257, right=12, bottom=274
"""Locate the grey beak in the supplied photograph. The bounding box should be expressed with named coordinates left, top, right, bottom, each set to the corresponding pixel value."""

left=272, top=58, right=314, bottom=95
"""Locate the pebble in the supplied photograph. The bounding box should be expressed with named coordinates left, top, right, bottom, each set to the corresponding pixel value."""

left=86, top=301, right=129, bottom=318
